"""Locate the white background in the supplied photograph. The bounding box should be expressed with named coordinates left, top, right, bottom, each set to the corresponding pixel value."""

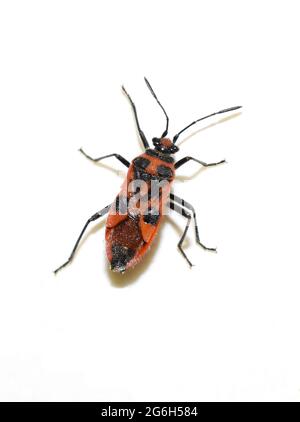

left=0, top=0, right=299, bottom=402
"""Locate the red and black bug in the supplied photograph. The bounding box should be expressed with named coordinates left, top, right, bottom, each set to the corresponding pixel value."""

left=54, top=78, right=241, bottom=274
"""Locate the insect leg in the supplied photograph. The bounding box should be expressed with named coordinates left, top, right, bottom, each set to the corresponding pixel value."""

left=122, top=85, right=150, bottom=150
left=168, top=201, right=193, bottom=268
left=54, top=205, right=111, bottom=274
left=175, top=156, right=225, bottom=170
left=170, top=193, right=217, bottom=252
left=79, top=149, right=130, bottom=168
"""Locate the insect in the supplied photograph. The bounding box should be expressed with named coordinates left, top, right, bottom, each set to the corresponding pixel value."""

left=54, top=78, right=241, bottom=274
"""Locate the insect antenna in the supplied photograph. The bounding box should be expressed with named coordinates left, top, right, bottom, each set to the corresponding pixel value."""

left=144, top=77, right=169, bottom=138
left=173, top=106, right=242, bottom=144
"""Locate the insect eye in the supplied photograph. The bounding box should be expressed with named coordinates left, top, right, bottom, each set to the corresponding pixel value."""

left=152, top=137, right=160, bottom=146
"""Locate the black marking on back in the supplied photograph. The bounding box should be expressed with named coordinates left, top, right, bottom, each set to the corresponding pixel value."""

left=133, top=157, right=151, bottom=169
left=134, top=167, right=152, bottom=181
left=157, top=165, right=173, bottom=179
left=146, top=149, right=174, bottom=163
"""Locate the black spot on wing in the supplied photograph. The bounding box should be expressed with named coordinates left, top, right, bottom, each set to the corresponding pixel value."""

left=143, top=213, right=160, bottom=225
left=143, top=208, right=160, bottom=225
